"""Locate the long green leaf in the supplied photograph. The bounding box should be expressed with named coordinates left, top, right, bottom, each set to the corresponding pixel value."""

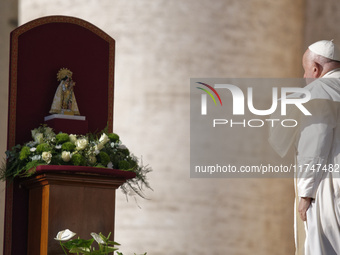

left=62, top=238, right=94, bottom=250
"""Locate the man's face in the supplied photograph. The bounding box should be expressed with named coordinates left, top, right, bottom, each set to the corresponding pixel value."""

left=302, top=49, right=319, bottom=84
left=302, top=50, right=315, bottom=79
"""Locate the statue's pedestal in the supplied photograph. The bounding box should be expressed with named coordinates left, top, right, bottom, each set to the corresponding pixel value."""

left=21, top=166, right=135, bottom=255
left=44, top=114, right=88, bottom=134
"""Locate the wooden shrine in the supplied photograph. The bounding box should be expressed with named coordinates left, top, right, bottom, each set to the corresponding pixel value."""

left=4, top=16, right=134, bottom=255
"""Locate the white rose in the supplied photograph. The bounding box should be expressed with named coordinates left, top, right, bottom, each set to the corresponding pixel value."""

left=69, top=134, right=77, bottom=144
left=61, top=151, right=71, bottom=162
left=54, top=229, right=76, bottom=241
left=75, top=138, right=88, bottom=150
left=42, top=151, right=52, bottom=164
left=95, top=143, right=104, bottom=151
left=94, top=133, right=110, bottom=151
left=34, top=133, right=44, bottom=144
left=99, top=133, right=110, bottom=145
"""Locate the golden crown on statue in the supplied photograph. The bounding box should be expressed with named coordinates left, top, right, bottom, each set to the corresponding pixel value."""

left=57, top=68, right=73, bottom=81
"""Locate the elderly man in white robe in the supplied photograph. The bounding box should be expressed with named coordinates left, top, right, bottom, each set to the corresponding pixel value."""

left=297, top=40, right=340, bottom=255
left=270, top=40, right=340, bottom=255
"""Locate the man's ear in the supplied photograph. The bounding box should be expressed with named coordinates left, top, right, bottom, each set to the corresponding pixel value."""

left=313, top=62, right=323, bottom=78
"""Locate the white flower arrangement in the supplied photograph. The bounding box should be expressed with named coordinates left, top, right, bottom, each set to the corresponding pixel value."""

left=1, top=125, right=152, bottom=198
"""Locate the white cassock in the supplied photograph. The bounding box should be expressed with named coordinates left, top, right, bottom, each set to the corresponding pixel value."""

left=269, top=68, right=340, bottom=255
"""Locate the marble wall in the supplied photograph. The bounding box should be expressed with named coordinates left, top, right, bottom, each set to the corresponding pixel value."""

left=0, top=0, right=311, bottom=254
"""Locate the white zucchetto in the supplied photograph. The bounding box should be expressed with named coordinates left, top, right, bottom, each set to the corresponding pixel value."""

left=308, top=39, right=340, bottom=61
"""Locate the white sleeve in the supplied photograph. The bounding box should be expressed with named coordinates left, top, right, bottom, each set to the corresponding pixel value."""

left=296, top=100, right=336, bottom=198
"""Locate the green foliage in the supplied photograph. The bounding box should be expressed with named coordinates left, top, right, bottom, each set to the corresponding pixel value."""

left=1, top=125, right=152, bottom=199
left=71, top=153, right=85, bottom=166
left=98, top=151, right=110, bottom=167
left=56, top=133, right=69, bottom=144
left=36, top=143, right=51, bottom=153
left=57, top=232, right=125, bottom=255
left=19, top=146, right=30, bottom=160
left=0, top=145, right=22, bottom=180
left=120, top=157, right=153, bottom=200
left=110, top=149, right=131, bottom=169
left=25, top=160, right=42, bottom=171
left=118, top=160, right=130, bottom=170
left=61, top=142, right=76, bottom=152
left=108, top=133, right=119, bottom=142
left=120, top=148, right=130, bottom=157
left=62, top=238, right=93, bottom=251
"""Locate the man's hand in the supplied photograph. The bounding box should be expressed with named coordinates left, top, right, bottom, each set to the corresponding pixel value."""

left=298, top=197, right=312, bottom=221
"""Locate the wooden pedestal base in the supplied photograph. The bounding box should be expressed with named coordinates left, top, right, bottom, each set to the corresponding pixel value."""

left=21, top=171, right=129, bottom=255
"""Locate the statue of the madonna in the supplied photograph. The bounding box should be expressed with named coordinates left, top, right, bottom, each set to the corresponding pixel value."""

left=49, top=68, right=80, bottom=115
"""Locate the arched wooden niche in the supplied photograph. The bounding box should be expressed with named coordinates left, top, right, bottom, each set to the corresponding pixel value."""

left=4, top=16, right=115, bottom=255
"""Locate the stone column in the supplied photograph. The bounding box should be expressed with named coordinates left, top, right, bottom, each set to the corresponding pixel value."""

left=0, top=0, right=17, bottom=253
left=304, top=0, right=340, bottom=46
